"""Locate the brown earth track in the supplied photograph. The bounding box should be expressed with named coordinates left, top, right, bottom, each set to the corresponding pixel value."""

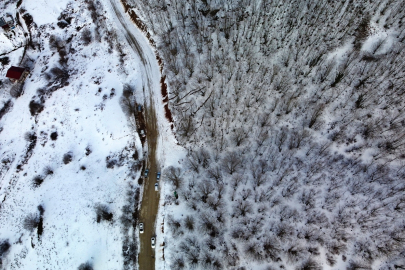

left=138, top=101, right=159, bottom=270
left=108, top=1, right=163, bottom=269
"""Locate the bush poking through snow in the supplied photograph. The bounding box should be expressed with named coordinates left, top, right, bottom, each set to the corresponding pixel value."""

left=106, top=157, right=117, bottom=169
left=29, top=100, right=44, bottom=116
left=63, top=152, right=73, bottom=164
left=171, top=256, right=185, bottom=270
left=78, top=262, right=93, bottom=270
left=0, top=240, right=10, bottom=257
left=347, top=260, right=372, bottom=270
left=24, top=131, right=37, bottom=142
left=81, top=29, right=93, bottom=46
left=0, top=239, right=10, bottom=267
left=32, top=175, right=44, bottom=188
left=0, top=57, right=10, bottom=66
left=57, top=21, right=69, bottom=29
left=23, top=213, right=39, bottom=232
left=119, top=85, right=137, bottom=119
left=49, top=67, right=69, bottom=84
left=50, top=131, right=58, bottom=140
left=0, top=100, right=13, bottom=120
left=184, top=215, right=194, bottom=231
left=96, top=204, right=113, bottom=223
left=297, top=258, right=322, bottom=270
left=165, top=166, right=183, bottom=189
left=44, top=166, right=53, bottom=176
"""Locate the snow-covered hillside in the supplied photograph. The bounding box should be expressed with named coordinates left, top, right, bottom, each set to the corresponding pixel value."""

left=129, top=0, right=405, bottom=269
left=0, top=0, right=147, bottom=269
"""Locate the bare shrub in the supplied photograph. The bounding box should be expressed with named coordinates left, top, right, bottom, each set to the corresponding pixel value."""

left=165, top=166, right=182, bottom=189
left=96, top=204, right=113, bottom=223
left=171, top=256, right=185, bottom=270
left=44, top=166, right=54, bottom=175
left=63, top=152, right=73, bottom=164
left=296, top=258, right=322, bottom=270
left=245, top=241, right=262, bottom=260
left=262, top=237, right=280, bottom=261
left=0, top=57, right=10, bottom=66
left=326, top=253, right=337, bottom=266
left=167, top=215, right=182, bottom=235
left=49, top=35, right=64, bottom=50
left=81, top=29, right=93, bottom=46
left=119, top=85, right=137, bottom=120
left=0, top=100, right=13, bottom=120
left=29, top=100, right=44, bottom=116
left=50, top=67, right=69, bottom=83
left=347, top=260, right=372, bottom=270
left=32, top=175, right=44, bottom=188
left=221, top=151, right=242, bottom=175
left=286, top=244, right=307, bottom=263
left=50, top=131, right=58, bottom=140
left=78, top=262, right=93, bottom=270
left=57, top=21, right=69, bottom=29
left=354, top=16, right=370, bottom=51
left=23, top=213, right=39, bottom=232
left=184, top=215, right=194, bottom=231
left=24, top=131, right=37, bottom=142
left=0, top=240, right=10, bottom=257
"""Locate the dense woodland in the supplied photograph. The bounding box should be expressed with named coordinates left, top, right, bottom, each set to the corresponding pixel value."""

left=129, top=0, right=405, bottom=269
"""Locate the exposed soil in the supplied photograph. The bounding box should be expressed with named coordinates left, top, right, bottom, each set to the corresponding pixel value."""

left=109, top=1, right=163, bottom=269
left=118, top=0, right=174, bottom=126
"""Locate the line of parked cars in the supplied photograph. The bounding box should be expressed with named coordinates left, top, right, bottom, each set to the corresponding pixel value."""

left=141, top=169, right=160, bottom=248
left=139, top=222, right=156, bottom=248
left=144, top=169, right=161, bottom=191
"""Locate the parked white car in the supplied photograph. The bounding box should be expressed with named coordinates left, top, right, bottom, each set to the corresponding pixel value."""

left=151, top=237, right=156, bottom=248
left=139, top=223, right=144, bottom=234
left=155, top=183, right=158, bottom=191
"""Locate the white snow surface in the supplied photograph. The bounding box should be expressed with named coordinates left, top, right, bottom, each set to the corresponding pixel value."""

left=0, top=0, right=178, bottom=268
left=24, top=0, right=69, bottom=26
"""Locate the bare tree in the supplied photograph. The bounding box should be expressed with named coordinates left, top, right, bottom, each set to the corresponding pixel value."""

left=165, top=166, right=182, bottom=189
left=221, top=151, right=242, bottom=175
left=197, top=180, right=214, bottom=203
left=275, top=127, right=288, bottom=152
left=206, top=165, right=222, bottom=184
left=308, top=104, right=325, bottom=129
left=184, top=215, right=195, bottom=231
left=233, top=199, right=253, bottom=217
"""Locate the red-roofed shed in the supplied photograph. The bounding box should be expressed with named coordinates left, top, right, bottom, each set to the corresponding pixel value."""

left=6, top=66, right=29, bottom=83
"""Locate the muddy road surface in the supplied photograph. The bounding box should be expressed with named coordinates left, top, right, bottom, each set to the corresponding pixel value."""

left=108, top=1, right=161, bottom=269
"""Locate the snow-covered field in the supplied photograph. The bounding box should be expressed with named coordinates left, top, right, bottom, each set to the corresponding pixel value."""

left=0, top=0, right=154, bottom=268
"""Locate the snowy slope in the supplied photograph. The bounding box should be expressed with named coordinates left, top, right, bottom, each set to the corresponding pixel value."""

left=0, top=0, right=147, bottom=269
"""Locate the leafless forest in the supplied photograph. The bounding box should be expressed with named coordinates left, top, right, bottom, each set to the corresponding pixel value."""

left=129, top=0, right=405, bottom=269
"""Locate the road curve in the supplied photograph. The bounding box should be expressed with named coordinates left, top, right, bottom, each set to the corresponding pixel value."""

left=107, top=1, right=161, bottom=269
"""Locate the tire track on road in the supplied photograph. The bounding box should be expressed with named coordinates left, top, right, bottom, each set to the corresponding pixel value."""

left=107, top=1, right=160, bottom=269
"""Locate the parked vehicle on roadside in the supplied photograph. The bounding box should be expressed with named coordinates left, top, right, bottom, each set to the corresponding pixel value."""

left=157, top=172, right=161, bottom=180
left=151, top=237, right=155, bottom=248
left=155, top=183, right=158, bottom=191
left=144, top=169, right=149, bottom=177
left=139, top=223, right=144, bottom=234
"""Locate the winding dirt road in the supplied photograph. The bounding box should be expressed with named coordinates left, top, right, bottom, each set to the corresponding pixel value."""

left=108, top=1, right=161, bottom=269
